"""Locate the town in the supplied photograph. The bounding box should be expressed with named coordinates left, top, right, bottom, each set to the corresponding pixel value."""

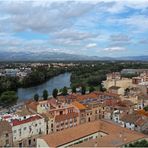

left=0, top=0, right=148, bottom=147
left=0, top=67, right=148, bottom=147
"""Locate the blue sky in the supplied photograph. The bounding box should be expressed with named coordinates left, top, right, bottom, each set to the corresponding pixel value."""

left=0, top=0, right=148, bottom=57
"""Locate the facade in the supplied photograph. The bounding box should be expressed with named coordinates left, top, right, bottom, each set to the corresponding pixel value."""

left=41, top=103, right=80, bottom=134
left=108, top=86, right=125, bottom=95
left=0, top=121, right=13, bottom=147
left=1, top=114, right=46, bottom=147
left=106, top=72, right=121, bottom=80
left=103, top=78, right=133, bottom=90
left=37, top=120, right=146, bottom=148
left=11, top=115, right=46, bottom=147
left=26, top=99, right=57, bottom=114
left=120, top=111, right=148, bottom=133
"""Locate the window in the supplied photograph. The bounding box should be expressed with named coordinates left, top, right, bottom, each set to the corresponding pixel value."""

left=19, top=129, right=21, bottom=136
left=35, top=124, right=37, bottom=127
left=89, top=136, right=93, bottom=140
left=13, top=130, right=16, bottom=134
left=60, top=111, right=63, bottom=115
left=19, top=142, right=22, bottom=147
left=5, top=139, right=9, bottom=145
left=28, top=139, right=31, bottom=146
left=74, top=118, right=77, bottom=122
left=24, top=127, right=27, bottom=130
left=51, top=123, right=53, bottom=128
left=5, top=133, right=9, bottom=137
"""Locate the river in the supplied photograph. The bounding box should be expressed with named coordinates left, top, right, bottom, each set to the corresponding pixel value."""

left=17, top=73, right=71, bottom=101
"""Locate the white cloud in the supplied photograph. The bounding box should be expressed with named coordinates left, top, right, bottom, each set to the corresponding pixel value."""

left=103, top=47, right=126, bottom=52
left=86, top=43, right=97, bottom=48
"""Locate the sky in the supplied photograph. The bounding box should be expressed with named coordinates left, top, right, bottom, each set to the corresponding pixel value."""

left=0, top=0, right=148, bottom=57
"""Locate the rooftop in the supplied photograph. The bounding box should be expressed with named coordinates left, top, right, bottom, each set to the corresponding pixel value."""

left=12, top=115, right=42, bottom=126
left=72, top=101, right=86, bottom=110
left=109, top=86, right=121, bottom=90
left=55, top=112, right=78, bottom=122
left=39, top=120, right=145, bottom=147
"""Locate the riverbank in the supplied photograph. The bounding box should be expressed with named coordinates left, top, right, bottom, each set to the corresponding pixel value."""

left=17, top=73, right=71, bottom=100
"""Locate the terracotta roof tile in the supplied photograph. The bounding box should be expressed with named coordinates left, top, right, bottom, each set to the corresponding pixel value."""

left=72, top=101, right=86, bottom=110
left=39, top=120, right=145, bottom=147
left=12, top=115, right=42, bottom=126
left=55, top=112, right=78, bottom=122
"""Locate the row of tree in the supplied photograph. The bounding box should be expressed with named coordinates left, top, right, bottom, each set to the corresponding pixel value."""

left=33, top=85, right=97, bottom=102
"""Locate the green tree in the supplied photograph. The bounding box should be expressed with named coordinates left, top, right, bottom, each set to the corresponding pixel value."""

left=34, top=93, right=39, bottom=102
left=72, top=86, right=76, bottom=93
left=52, top=88, right=58, bottom=98
left=126, top=140, right=148, bottom=147
left=143, top=105, right=148, bottom=111
left=0, top=91, right=18, bottom=107
left=89, top=86, right=95, bottom=93
left=62, top=86, right=68, bottom=96
left=43, top=90, right=48, bottom=100
left=81, top=86, right=86, bottom=95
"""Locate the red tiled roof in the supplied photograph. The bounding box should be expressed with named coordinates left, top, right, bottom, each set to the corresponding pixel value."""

left=55, top=112, right=78, bottom=122
left=72, top=101, right=86, bottom=110
left=12, top=115, right=42, bottom=126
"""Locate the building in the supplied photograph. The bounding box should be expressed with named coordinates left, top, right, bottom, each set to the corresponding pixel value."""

left=120, top=111, right=148, bottom=134
left=138, top=82, right=148, bottom=95
left=72, top=101, right=87, bottom=124
left=106, top=72, right=121, bottom=80
left=108, top=86, right=125, bottom=95
left=102, top=77, right=133, bottom=90
left=1, top=114, right=46, bottom=147
left=0, top=121, right=13, bottom=147
left=37, top=120, right=146, bottom=147
left=26, top=99, right=57, bottom=114
left=37, top=102, right=80, bottom=134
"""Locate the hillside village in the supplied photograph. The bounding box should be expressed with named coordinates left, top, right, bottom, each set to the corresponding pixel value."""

left=0, top=69, right=148, bottom=147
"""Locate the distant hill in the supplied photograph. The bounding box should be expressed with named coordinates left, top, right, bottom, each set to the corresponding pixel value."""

left=0, top=51, right=148, bottom=61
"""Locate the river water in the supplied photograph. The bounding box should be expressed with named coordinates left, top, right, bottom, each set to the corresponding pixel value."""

left=17, top=73, right=71, bottom=101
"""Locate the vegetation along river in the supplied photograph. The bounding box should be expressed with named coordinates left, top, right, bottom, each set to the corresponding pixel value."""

left=17, top=73, right=71, bottom=101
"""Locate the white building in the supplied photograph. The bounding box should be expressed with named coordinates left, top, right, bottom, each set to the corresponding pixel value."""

left=1, top=114, right=46, bottom=147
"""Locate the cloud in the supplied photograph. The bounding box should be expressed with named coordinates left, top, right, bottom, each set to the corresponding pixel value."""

left=86, top=43, right=97, bottom=48
left=107, top=15, right=148, bottom=32
left=110, top=34, right=131, bottom=42
left=51, top=29, right=98, bottom=46
left=109, top=34, right=132, bottom=46
left=0, top=1, right=95, bottom=33
left=103, top=47, right=126, bottom=52
left=139, top=39, right=148, bottom=44
left=0, top=0, right=147, bottom=56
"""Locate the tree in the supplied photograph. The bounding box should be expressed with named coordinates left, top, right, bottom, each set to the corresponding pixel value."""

left=125, top=139, right=148, bottom=147
left=43, top=90, right=48, bottom=100
left=144, top=105, right=148, bottom=111
left=99, top=84, right=106, bottom=92
left=89, top=86, right=95, bottom=93
left=0, top=91, right=18, bottom=107
left=81, top=86, right=86, bottom=95
left=34, top=93, right=39, bottom=102
left=52, top=88, right=58, bottom=98
left=72, top=86, right=76, bottom=93
left=62, top=86, right=68, bottom=96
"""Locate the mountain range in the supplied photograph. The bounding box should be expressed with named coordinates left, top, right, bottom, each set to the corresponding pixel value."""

left=0, top=51, right=148, bottom=61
